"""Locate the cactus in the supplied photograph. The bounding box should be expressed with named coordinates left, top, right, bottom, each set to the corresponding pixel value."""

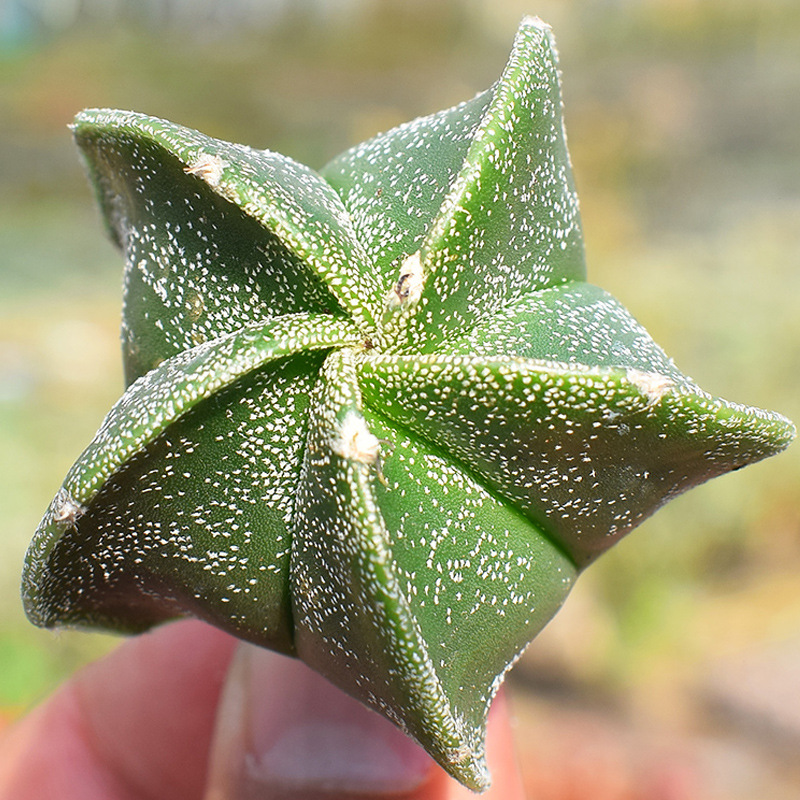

left=22, top=16, right=794, bottom=791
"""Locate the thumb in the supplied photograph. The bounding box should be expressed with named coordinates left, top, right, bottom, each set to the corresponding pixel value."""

left=203, top=642, right=525, bottom=800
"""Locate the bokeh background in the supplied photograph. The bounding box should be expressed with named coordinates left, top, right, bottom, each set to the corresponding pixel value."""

left=1, top=0, right=798, bottom=797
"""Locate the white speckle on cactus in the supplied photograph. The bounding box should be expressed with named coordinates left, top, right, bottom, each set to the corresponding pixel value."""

left=183, top=152, right=227, bottom=187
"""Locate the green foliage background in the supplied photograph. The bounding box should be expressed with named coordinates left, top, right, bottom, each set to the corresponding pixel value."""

left=1, top=0, right=798, bottom=731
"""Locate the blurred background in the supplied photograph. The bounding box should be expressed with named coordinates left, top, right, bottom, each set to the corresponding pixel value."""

left=1, top=0, right=798, bottom=796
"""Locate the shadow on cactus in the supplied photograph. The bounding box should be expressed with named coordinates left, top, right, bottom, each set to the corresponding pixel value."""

left=22, top=16, right=794, bottom=792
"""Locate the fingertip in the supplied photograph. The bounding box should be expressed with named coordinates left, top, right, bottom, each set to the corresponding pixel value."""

left=204, top=642, right=442, bottom=800
left=75, top=619, right=238, bottom=800
left=1, top=623, right=525, bottom=800
left=0, top=619, right=238, bottom=800
left=203, top=644, right=526, bottom=800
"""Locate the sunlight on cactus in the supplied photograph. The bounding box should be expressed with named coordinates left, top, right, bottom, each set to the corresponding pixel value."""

left=22, top=17, right=794, bottom=791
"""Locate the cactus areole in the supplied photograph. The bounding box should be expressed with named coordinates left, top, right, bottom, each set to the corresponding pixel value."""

left=22, top=17, right=795, bottom=791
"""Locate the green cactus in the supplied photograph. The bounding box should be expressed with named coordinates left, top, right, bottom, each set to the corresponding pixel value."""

left=22, top=16, right=794, bottom=791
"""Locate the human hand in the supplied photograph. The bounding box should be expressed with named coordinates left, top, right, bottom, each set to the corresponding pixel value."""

left=0, top=620, right=526, bottom=799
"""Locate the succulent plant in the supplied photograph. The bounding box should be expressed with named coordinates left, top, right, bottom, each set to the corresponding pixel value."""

left=22, top=16, right=794, bottom=791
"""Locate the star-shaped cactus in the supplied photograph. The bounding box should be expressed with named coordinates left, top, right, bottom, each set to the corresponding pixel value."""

left=23, top=17, right=794, bottom=791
